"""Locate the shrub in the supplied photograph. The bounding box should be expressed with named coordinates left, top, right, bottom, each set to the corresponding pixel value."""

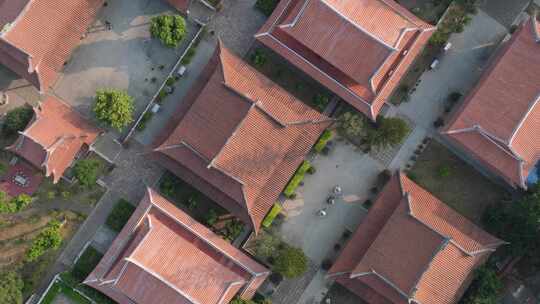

left=105, top=199, right=135, bottom=232
left=72, top=246, right=103, bottom=282
left=367, top=117, right=410, bottom=149
left=0, top=271, right=23, bottom=304
left=321, top=259, right=333, bottom=271
left=93, top=89, right=134, bottom=130
left=448, top=92, right=463, bottom=103
left=250, top=49, right=267, bottom=68
left=2, top=106, right=33, bottom=135
left=283, top=161, right=311, bottom=198
left=433, top=117, right=445, bottom=128
left=255, top=0, right=278, bottom=16
left=0, top=162, right=6, bottom=177
left=136, top=111, right=153, bottom=131
left=149, top=15, right=187, bottom=48
left=255, top=233, right=281, bottom=259
left=437, top=165, right=451, bottom=178
left=306, top=166, right=316, bottom=174
left=312, top=93, right=330, bottom=111
left=222, top=219, right=243, bottom=241
left=338, top=112, right=364, bottom=138
left=363, top=199, right=373, bottom=209
left=0, top=193, right=32, bottom=214
left=74, top=159, right=102, bottom=187
left=262, top=203, right=282, bottom=228
left=314, top=130, right=332, bottom=154
left=462, top=266, right=502, bottom=304
left=187, top=196, right=198, bottom=210
left=165, top=77, right=175, bottom=86
left=273, top=245, right=308, bottom=278
left=205, top=209, right=219, bottom=226
left=26, top=220, right=62, bottom=262
left=181, top=46, right=197, bottom=65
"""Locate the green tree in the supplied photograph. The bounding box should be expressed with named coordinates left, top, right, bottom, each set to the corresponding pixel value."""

left=367, top=117, right=410, bottom=149
left=230, top=298, right=256, bottom=304
left=93, top=89, right=134, bottom=130
left=26, top=220, right=63, bottom=262
left=338, top=112, right=364, bottom=138
left=150, top=15, right=187, bottom=48
left=254, top=233, right=280, bottom=259
left=273, top=245, right=307, bottom=278
left=2, top=106, right=33, bottom=135
left=463, top=266, right=502, bottom=304
left=73, top=159, right=102, bottom=187
left=0, top=193, right=32, bottom=214
left=0, top=271, right=23, bottom=304
left=483, top=189, right=540, bottom=257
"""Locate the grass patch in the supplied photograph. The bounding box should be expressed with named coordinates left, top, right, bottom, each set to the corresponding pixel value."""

left=408, top=140, right=508, bottom=224
left=262, top=203, right=282, bottom=228
left=246, top=46, right=332, bottom=112
left=283, top=161, right=311, bottom=198
left=105, top=199, right=135, bottom=232
left=42, top=280, right=91, bottom=304
left=72, top=246, right=103, bottom=282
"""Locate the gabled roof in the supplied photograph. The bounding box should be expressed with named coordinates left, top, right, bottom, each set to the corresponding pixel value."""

left=152, top=42, right=331, bottom=231
left=444, top=16, right=540, bottom=188
left=0, top=0, right=103, bottom=92
left=255, top=0, right=435, bottom=120
left=329, top=173, right=504, bottom=304
left=7, top=96, right=100, bottom=183
left=85, top=188, right=269, bottom=304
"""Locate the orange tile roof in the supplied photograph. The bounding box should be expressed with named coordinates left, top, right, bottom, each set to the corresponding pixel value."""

left=152, top=42, right=331, bottom=231
left=255, top=0, right=435, bottom=120
left=328, top=173, right=504, bottom=304
left=445, top=16, right=540, bottom=188
left=85, top=188, right=269, bottom=304
left=7, top=96, right=101, bottom=183
left=0, top=0, right=103, bottom=92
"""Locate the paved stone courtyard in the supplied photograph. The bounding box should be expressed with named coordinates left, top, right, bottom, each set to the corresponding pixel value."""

left=52, top=0, right=199, bottom=136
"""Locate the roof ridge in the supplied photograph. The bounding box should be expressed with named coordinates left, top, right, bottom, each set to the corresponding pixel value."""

left=147, top=189, right=265, bottom=276
left=509, top=93, right=540, bottom=145
left=409, top=237, right=450, bottom=299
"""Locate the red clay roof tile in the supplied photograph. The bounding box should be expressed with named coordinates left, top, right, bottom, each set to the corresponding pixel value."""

left=7, top=96, right=100, bottom=183
left=0, top=0, right=103, bottom=92
left=445, top=16, right=540, bottom=188
left=153, top=43, right=331, bottom=231
left=85, top=188, right=269, bottom=304
left=328, top=173, right=503, bottom=304
left=255, top=0, right=435, bottom=119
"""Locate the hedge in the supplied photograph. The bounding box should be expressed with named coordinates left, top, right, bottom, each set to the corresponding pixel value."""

left=262, top=203, right=282, bottom=228
left=314, top=130, right=332, bottom=153
left=283, top=161, right=311, bottom=198
left=72, top=246, right=103, bottom=282
left=105, top=199, right=135, bottom=232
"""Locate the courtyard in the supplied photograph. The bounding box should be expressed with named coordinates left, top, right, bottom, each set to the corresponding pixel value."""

left=52, top=0, right=200, bottom=137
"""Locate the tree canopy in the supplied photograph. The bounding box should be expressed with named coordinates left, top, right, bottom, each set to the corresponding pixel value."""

left=150, top=15, right=187, bottom=48
left=483, top=188, right=540, bottom=257
left=74, top=159, right=102, bottom=187
left=273, top=245, right=307, bottom=279
left=2, top=106, right=33, bottom=135
left=367, top=117, right=410, bottom=149
left=26, top=220, right=63, bottom=262
left=93, top=89, right=134, bottom=130
left=0, top=271, right=23, bottom=304
left=462, top=266, right=502, bottom=304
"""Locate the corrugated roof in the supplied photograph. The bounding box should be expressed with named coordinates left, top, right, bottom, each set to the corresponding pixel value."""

left=328, top=173, right=503, bottom=304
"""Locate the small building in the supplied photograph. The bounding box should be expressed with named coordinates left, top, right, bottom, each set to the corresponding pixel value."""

left=151, top=42, right=331, bottom=232
left=7, top=96, right=101, bottom=183
left=444, top=16, right=540, bottom=189
left=328, top=173, right=504, bottom=304
left=84, top=188, right=270, bottom=304
left=255, top=0, right=435, bottom=120
left=0, top=0, right=103, bottom=92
